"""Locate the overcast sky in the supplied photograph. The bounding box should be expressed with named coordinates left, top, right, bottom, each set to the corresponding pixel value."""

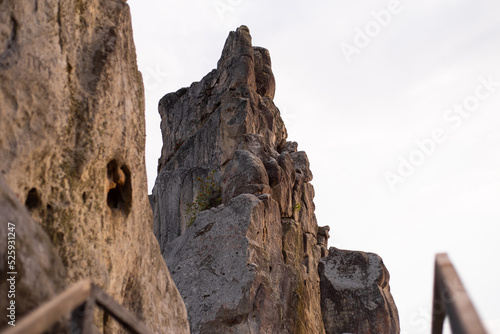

left=128, top=1, right=500, bottom=332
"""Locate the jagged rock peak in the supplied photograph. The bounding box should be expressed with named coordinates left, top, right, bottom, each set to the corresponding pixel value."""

left=151, top=26, right=399, bottom=334
left=151, top=26, right=329, bottom=333
left=217, top=25, right=276, bottom=100
left=156, top=25, right=283, bottom=175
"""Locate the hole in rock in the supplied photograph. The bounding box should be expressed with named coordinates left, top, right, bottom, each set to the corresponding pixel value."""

left=25, top=188, right=41, bottom=210
left=106, top=160, right=132, bottom=215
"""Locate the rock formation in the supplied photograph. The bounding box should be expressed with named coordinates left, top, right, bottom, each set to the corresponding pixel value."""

left=319, top=248, right=400, bottom=334
left=0, top=0, right=188, bottom=332
left=151, top=25, right=400, bottom=333
left=0, top=178, right=68, bottom=332
left=151, top=25, right=327, bottom=333
left=0, top=2, right=399, bottom=331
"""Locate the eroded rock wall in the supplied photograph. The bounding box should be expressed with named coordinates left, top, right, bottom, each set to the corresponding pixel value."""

left=152, top=25, right=400, bottom=334
left=0, top=177, right=68, bottom=332
left=152, top=26, right=328, bottom=334
left=0, top=0, right=188, bottom=332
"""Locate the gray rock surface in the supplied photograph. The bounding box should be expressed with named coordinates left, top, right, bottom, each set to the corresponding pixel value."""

left=166, top=194, right=282, bottom=333
left=0, top=177, right=68, bottom=332
left=221, top=150, right=271, bottom=202
left=319, top=247, right=400, bottom=334
left=0, top=0, right=188, bottom=332
left=152, top=25, right=329, bottom=333
left=166, top=192, right=327, bottom=334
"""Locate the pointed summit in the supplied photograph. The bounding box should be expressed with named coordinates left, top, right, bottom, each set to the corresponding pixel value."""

left=151, top=26, right=399, bottom=334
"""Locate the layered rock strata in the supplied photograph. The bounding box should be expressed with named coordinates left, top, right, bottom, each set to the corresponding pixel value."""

left=152, top=25, right=400, bottom=334
left=0, top=0, right=188, bottom=332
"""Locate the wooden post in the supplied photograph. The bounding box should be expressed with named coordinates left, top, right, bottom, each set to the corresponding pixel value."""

left=0, top=280, right=155, bottom=334
left=93, top=285, right=154, bottom=334
left=71, top=289, right=96, bottom=334
left=431, top=255, right=446, bottom=334
left=431, top=253, right=487, bottom=334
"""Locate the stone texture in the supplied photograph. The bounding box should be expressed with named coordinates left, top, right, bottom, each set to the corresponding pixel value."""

left=0, top=0, right=188, bottom=332
left=319, top=247, right=400, bottom=334
left=0, top=177, right=68, bottom=331
left=221, top=150, right=271, bottom=203
left=166, top=192, right=330, bottom=334
left=166, top=194, right=283, bottom=333
left=152, top=25, right=329, bottom=333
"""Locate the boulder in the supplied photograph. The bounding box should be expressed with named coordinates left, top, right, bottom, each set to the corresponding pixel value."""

left=319, top=247, right=400, bottom=334
left=221, top=150, right=271, bottom=202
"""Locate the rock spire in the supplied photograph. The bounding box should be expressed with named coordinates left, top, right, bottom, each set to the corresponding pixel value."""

left=151, top=25, right=400, bottom=333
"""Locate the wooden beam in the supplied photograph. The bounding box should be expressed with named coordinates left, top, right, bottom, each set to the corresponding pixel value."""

left=1, top=280, right=92, bottom=334
left=93, top=285, right=154, bottom=334
left=432, top=253, right=487, bottom=334
left=431, top=258, right=446, bottom=334
left=71, top=288, right=97, bottom=334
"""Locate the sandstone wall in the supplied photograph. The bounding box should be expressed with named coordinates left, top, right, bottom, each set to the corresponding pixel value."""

left=0, top=1, right=188, bottom=332
left=0, top=177, right=68, bottom=332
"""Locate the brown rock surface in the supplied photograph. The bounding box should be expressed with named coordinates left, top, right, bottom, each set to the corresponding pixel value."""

left=319, top=247, right=400, bottom=334
left=0, top=0, right=188, bottom=332
left=0, top=177, right=68, bottom=332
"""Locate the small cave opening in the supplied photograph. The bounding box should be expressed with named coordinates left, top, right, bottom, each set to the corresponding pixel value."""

left=25, top=188, right=41, bottom=211
left=106, top=160, right=132, bottom=215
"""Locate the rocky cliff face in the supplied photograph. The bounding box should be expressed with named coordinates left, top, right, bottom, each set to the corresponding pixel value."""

left=152, top=25, right=327, bottom=333
left=0, top=1, right=188, bottom=332
left=152, top=26, right=400, bottom=333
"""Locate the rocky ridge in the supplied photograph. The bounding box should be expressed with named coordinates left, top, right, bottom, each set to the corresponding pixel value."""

left=151, top=26, right=400, bottom=333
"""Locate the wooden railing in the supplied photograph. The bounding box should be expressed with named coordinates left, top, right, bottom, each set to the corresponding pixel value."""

left=431, top=253, right=487, bottom=334
left=0, top=280, right=153, bottom=334
left=1, top=254, right=488, bottom=334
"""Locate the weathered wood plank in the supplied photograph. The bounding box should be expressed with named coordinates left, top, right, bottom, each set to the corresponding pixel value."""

left=431, top=253, right=487, bottom=334
left=431, top=258, right=446, bottom=334
left=94, top=286, right=154, bottom=334
left=1, top=280, right=92, bottom=334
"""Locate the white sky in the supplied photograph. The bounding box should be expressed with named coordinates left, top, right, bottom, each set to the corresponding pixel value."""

left=128, top=1, right=500, bottom=333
